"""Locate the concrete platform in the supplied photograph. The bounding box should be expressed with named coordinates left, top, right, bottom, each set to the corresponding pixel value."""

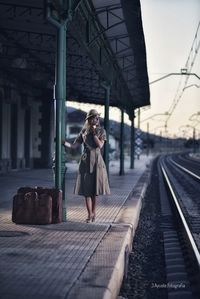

left=0, top=155, right=153, bottom=299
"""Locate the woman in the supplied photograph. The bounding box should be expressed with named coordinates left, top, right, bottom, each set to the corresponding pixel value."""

left=64, top=109, right=110, bottom=223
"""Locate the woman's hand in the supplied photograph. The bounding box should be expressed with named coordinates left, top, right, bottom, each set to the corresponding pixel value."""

left=93, top=135, right=104, bottom=149
left=63, top=141, right=72, bottom=148
left=91, top=125, right=97, bottom=135
left=62, top=139, right=72, bottom=148
left=62, top=140, right=80, bottom=149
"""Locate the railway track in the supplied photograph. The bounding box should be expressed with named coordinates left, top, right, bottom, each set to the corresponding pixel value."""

left=119, top=153, right=200, bottom=299
left=172, top=153, right=200, bottom=177
left=159, top=153, right=200, bottom=298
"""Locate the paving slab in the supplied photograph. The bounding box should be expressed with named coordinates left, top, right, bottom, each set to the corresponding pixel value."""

left=0, top=155, right=153, bottom=299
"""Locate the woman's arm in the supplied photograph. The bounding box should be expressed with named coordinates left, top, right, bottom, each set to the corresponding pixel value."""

left=93, top=135, right=104, bottom=149
left=91, top=127, right=105, bottom=149
left=63, top=140, right=80, bottom=149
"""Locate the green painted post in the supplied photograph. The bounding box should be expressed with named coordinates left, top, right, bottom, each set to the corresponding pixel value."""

left=119, top=108, right=125, bottom=175
left=46, top=0, right=83, bottom=222
left=130, top=111, right=135, bottom=169
left=137, top=108, right=141, bottom=160
left=61, top=25, right=67, bottom=221
left=46, top=1, right=75, bottom=222
left=104, top=85, right=110, bottom=175
left=55, top=23, right=67, bottom=222
left=147, top=122, right=149, bottom=156
left=55, top=99, right=62, bottom=190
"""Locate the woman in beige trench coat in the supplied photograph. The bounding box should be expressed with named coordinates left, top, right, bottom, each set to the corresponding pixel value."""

left=64, top=109, right=110, bottom=223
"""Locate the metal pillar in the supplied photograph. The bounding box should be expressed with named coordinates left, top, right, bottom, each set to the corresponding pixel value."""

left=119, top=108, right=125, bottom=175
left=146, top=122, right=149, bottom=156
left=46, top=1, right=70, bottom=222
left=55, top=24, right=67, bottom=221
left=100, top=81, right=110, bottom=175
left=103, top=85, right=110, bottom=175
left=137, top=108, right=141, bottom=160
left=130, top=111, right=135, bottom=169
left=193, top=127, right=196, bottom=154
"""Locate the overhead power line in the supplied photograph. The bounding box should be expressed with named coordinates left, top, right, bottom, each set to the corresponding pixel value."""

left=166, top=21, right=200, bottom=125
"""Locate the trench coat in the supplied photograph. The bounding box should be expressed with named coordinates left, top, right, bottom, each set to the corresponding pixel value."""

left=73, top=127, right=110, bottom=197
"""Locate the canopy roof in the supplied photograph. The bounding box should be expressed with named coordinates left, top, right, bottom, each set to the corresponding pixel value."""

left=0, top=0, right=150, bottom=118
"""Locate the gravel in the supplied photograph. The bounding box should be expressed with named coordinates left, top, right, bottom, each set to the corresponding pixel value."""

left=119, top=158, right=167, bottom=299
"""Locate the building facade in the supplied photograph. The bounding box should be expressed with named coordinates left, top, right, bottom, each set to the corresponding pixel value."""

left=0, top=84, right=54, bottom=173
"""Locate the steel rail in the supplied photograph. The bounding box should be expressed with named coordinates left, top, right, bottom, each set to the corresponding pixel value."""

left=169, top=158, right=200, bottom=181
left=178, top=153, right=200, bottom=167
left=160, top=163, right=200, bottom=271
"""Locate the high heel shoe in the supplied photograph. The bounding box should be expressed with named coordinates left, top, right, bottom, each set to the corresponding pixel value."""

left=86, top=217, right=91, bottom=223
left=91, top=215, right=96, bottom=222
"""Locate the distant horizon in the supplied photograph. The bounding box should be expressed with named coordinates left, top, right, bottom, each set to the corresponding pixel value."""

left=66, top=102, right=194, bottom=140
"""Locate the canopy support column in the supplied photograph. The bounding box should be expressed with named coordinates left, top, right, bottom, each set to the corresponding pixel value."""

left=55, top=24, right=67, bottom=221
left=119, top=108, right=125, bottom=175
left=46, top=0, right=76, bottom=221
left=130, top=111, right=135, bottom=169
left=101, top=81, right=111, bottom=175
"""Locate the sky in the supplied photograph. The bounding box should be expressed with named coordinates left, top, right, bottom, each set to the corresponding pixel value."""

left=69, top=0, right=200, bottom=139
left=140, top=0, right=200, bottom=138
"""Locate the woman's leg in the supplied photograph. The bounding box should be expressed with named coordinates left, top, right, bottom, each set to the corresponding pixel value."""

left=85, top=197, right=92, bottom=221
left=91, top=196, right=97, bottom=221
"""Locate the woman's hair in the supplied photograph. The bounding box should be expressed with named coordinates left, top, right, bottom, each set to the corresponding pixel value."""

left=83, top=120, right=90, bottom=130
left=82, top=116, right=100, bottom=130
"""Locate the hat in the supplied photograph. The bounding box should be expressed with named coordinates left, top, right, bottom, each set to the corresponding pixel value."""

left=85, top=109, right=100, bottom=120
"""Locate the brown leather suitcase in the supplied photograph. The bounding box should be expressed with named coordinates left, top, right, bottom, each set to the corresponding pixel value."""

left=12, top=191, right=52, bottom=225
left=12, top=192, right=32, bottom=224
left=17, top=187, right=43, bottom=194
left=40, top=188, right=62, bottom=224
left=15, top=187, right=62, bottom=223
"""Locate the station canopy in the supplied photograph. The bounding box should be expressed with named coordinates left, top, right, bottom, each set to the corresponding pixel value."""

left=0, top=0, right=150, bottom=118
